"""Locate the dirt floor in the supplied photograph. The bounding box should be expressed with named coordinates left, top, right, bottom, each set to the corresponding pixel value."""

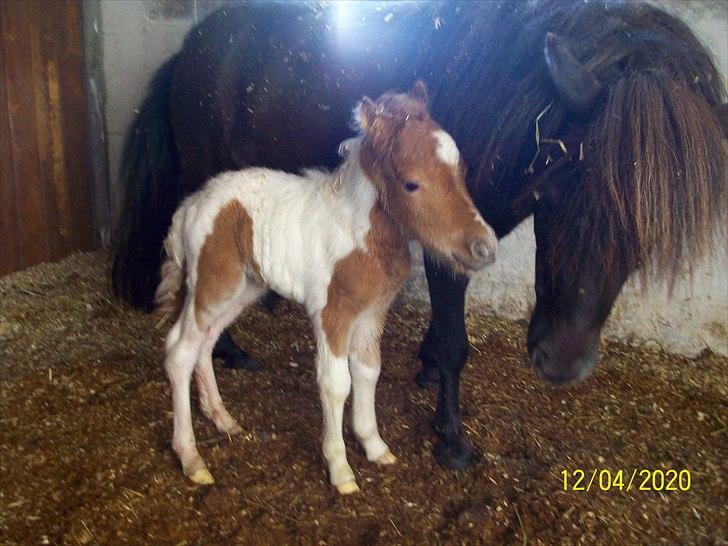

left=0, top=252, right=726, bottom=545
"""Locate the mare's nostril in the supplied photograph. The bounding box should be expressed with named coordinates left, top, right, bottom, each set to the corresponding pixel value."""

left=470, top=240, right=496, bottom=266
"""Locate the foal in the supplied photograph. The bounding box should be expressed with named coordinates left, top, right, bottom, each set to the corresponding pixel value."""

left=156, top=83, right=497, bottom=494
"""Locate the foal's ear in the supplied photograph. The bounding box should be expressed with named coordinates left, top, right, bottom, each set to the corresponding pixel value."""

left=356, top=96, right=379, bottom=133
left=337, top=137, right=358, bottom=158
left=544, top=32, right=603, bottom=114
left=410, top=80, right=429, bottom=104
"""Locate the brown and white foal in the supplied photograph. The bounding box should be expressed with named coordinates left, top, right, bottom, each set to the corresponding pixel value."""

left=155, top=82, right=497, bottom=494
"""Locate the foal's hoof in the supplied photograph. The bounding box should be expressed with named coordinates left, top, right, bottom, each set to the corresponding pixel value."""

left=336, top=481, right=360, bottom=495
left=415, top=367, right=440, bottom=389
left=374, top=451, right=398, bottom=466
left=225, top=422, right=244, bottom=435
left=433, top=439, right=480, bottom=470
left=222, top=353, right=262, bottom=371
left=188, top=468, right=215, bottom=485
left=216, top=418, right=243, bottom=436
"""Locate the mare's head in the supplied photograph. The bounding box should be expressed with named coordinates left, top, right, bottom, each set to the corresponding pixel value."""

left=523, top=4, right=727, bottom=384
left=355, top=81, right=498, bottom=273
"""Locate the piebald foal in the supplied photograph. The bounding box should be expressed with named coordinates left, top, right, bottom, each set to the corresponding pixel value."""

left=156, top=83, right=497, bottom=494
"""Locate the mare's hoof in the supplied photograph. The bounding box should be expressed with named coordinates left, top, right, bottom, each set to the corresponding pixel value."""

left=221, top=353, right=262, bottom=371
left=336, top=481, right=360, bottom=495
left=261, top=291, right=282, bottom=313
left=374, top=451, right=398, bottom=465
left=415, top=367, right=440, bottom=389
left=188, top=468, right=215, bottom=485
left=433, top=439, right=480, bottom=470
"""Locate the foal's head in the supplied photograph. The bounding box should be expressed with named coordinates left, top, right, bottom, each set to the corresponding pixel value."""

left=355, top=82, right=497, bottom=273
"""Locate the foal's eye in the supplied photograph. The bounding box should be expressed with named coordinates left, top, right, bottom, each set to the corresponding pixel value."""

left=404, top=181, right=420, bottom=193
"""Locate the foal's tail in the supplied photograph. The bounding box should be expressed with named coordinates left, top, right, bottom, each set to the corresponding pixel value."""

left=111, top=55, right=184, bottom=311
left=154, top=206, right=187, bottom=319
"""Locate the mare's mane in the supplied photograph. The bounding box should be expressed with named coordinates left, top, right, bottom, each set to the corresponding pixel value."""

left=429, top=1, right=727, bottom=284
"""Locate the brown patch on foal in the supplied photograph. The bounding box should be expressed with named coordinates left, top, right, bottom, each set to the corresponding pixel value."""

left=195, top=200, right=259, bottom=326
left=321, top=207, right=410, bottom=357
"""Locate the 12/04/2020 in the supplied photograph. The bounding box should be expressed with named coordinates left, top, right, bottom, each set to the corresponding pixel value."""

left=561, top=469, right=691, bottom=492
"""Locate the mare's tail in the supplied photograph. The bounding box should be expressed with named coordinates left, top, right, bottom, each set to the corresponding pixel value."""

left=111, top=56, right=184, bottom=311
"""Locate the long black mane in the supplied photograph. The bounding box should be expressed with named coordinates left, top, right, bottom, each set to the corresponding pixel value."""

left=422, top=1, right=727, bottom=283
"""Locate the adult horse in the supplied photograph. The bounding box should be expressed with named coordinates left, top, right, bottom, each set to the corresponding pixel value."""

left=112, top=1, right=727, bottom=469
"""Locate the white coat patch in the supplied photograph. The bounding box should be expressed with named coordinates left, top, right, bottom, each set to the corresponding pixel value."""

left=433, top=130, right=460, bottom=168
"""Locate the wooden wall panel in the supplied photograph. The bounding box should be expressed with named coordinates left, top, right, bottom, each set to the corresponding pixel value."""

left=0, top=0, right=93, bottom=276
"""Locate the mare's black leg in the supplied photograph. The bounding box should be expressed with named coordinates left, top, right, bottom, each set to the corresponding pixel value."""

left=210, top=292, right=282, bottom=370
left=418, top=255, right=477, bottom=470
left=213, top=330, right=262, bottom=371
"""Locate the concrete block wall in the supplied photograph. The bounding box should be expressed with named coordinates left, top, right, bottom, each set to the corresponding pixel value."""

left=92, top=0, right=728, bottom=357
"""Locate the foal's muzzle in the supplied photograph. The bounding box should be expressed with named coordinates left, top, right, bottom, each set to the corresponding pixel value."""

left=453, top=229, right=498, bottom=271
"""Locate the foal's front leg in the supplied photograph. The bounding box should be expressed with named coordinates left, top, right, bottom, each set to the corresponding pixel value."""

left=312, top=315, right=357, bottom=494
left=349, top=309, right=396, bottom=465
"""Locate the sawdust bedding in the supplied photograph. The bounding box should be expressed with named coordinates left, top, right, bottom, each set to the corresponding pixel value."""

left=0, top=252, right=725, bottom=544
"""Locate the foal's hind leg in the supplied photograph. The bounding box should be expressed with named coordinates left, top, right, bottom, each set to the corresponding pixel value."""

left=165, top=308, right=213, bottom=484
left=195, top=282, right=267, bottom=434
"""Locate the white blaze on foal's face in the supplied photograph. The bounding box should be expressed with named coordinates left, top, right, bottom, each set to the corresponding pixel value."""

left=432, top=129, right=461, bottom=172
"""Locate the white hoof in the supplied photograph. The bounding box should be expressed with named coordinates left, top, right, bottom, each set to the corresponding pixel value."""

left=211, top=409, right=243, bottom=435
left=188, top=467, right=215, bottom=485
left=221, top=421, right=243, bottom=435
left=374, top=451, right=397, bottom=465
left=336, top=481, right=360, bottom=495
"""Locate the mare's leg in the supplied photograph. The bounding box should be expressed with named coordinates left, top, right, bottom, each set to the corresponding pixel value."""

left=196, top=282, right=267, bottom=433
left=418, top=254, right=476, bottom=469
left=349, top=307, right=396, bottom=465
left=213, top=330, right=262, bottom=371
left=312, top=314, right=357, bottom=494
left=165, top=306, right=213, bottom=484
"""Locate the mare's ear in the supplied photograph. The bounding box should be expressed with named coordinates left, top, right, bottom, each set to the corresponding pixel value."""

left=410, top=80, right=429, bottom=104
left=356, top=96, right=379, bottom=133
left=544, top=32, right=603, bottom=114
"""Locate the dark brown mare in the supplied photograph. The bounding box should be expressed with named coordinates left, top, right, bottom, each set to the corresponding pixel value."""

left=112, top=1, right=727, bottom=469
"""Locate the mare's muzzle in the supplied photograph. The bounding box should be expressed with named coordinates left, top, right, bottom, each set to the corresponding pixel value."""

left=527, top=318, right=599, bottom=384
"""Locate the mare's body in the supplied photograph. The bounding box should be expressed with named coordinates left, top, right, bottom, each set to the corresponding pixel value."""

left=115, top=1, right=727, bottom=468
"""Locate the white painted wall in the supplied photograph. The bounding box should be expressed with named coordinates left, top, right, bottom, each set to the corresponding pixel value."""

left=96, top=0, right=728, bottom=356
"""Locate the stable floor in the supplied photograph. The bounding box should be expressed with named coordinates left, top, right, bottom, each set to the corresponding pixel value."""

left=0, top=253, right=726, bottom=544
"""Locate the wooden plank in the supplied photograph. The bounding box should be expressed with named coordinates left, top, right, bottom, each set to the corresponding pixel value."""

left=1, top=1, right=51, bottom=269
left=36, top=1, right=73, bottom=260
left=0, top=0, right=92, bottom=274
left=54, top=0, right=93, bottom=253
left=36, top=0, right=93, bottom=259
left=0, top=5, right=19, bottom=276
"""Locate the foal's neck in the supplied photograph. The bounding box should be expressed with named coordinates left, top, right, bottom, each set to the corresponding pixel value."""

left=334, top=144, right=407, bottom=253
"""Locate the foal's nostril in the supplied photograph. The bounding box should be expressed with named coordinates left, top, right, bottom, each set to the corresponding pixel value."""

left=470, top=240, right=496, bottom=266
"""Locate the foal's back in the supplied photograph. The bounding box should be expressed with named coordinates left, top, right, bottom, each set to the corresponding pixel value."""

left=180, top=163, right=376, bottom=312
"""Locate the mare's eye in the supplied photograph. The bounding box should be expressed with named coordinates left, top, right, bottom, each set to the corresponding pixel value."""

left=404, top=181, right=420, bottom=193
